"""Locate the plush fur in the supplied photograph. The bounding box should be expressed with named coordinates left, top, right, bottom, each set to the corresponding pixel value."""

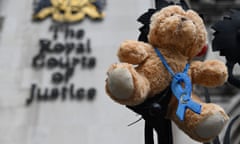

left=105, top=5, right=229, bottom=142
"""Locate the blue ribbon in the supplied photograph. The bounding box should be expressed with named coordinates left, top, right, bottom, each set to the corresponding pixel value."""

left=154, top=48, right=202, bottom=121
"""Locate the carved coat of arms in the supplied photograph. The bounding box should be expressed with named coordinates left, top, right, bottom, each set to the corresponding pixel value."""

left=33, top=0, right=105, bottom=22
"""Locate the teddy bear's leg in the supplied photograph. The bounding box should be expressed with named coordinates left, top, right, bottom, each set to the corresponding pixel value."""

left=167, top=94, right=229, bottom=142
left=106, top=63, right=150, bottom=106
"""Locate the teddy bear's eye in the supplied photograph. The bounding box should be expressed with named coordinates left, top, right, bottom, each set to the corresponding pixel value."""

left=170, top=13, right=174, bottom=16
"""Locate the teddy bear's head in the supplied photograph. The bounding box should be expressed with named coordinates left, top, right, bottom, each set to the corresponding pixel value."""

left=148, top=5, right=207, bottom=59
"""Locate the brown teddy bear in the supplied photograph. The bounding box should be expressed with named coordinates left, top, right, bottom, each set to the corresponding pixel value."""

left=105, top=5, right=229, bottom=142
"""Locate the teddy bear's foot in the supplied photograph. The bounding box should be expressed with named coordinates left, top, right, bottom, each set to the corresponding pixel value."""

left=188, top=103, right=229, bottom=142
left=195, top=111, right=228, bottom=140
left=106, top=63, right=150, bottom=106
left=169, top=102, right=229, bottom=142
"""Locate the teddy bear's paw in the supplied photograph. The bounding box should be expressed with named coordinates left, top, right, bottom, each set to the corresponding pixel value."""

left=195, top=111, right=229, bottom=140
left=117, top=40, right=150, bottom=64
left=106, top=63, right=150, bottom=106
left=200, top=60, right=228, bottom=87
left=107, top=67, right=134, bottom=100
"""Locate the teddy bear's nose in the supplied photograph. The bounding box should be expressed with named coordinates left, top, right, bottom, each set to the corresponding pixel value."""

left=181, top=17, right=187, bottom=21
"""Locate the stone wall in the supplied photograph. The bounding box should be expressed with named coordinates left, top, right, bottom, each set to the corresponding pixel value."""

left=0, top=1, right=239, bottom=144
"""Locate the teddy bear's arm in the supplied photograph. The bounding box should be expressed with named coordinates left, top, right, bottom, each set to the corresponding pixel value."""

left=117, top=40, right=152, bottom=64
left=189, top=60, right=228, bottom=87
left=106, top=63, right=150, bottom=106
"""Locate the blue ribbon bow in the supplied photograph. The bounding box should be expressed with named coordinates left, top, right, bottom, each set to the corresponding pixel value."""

left=154, top=48, right=202, bottom=121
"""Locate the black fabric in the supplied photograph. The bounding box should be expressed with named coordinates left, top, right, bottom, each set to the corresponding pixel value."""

left=212, top=10, right=240, bottom=88
left=127, top=87, right=173, bottom=144
left=212, top=10, right=240, bottom=64
left=138, top=9, right=157, bottom=42
left=155, top=0, right=174, bottom=10
left=178, top=0, right=190, bottom=10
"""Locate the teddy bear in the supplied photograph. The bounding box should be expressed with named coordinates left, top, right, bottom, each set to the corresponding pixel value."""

left=105, top=5, right=229, bottom=142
